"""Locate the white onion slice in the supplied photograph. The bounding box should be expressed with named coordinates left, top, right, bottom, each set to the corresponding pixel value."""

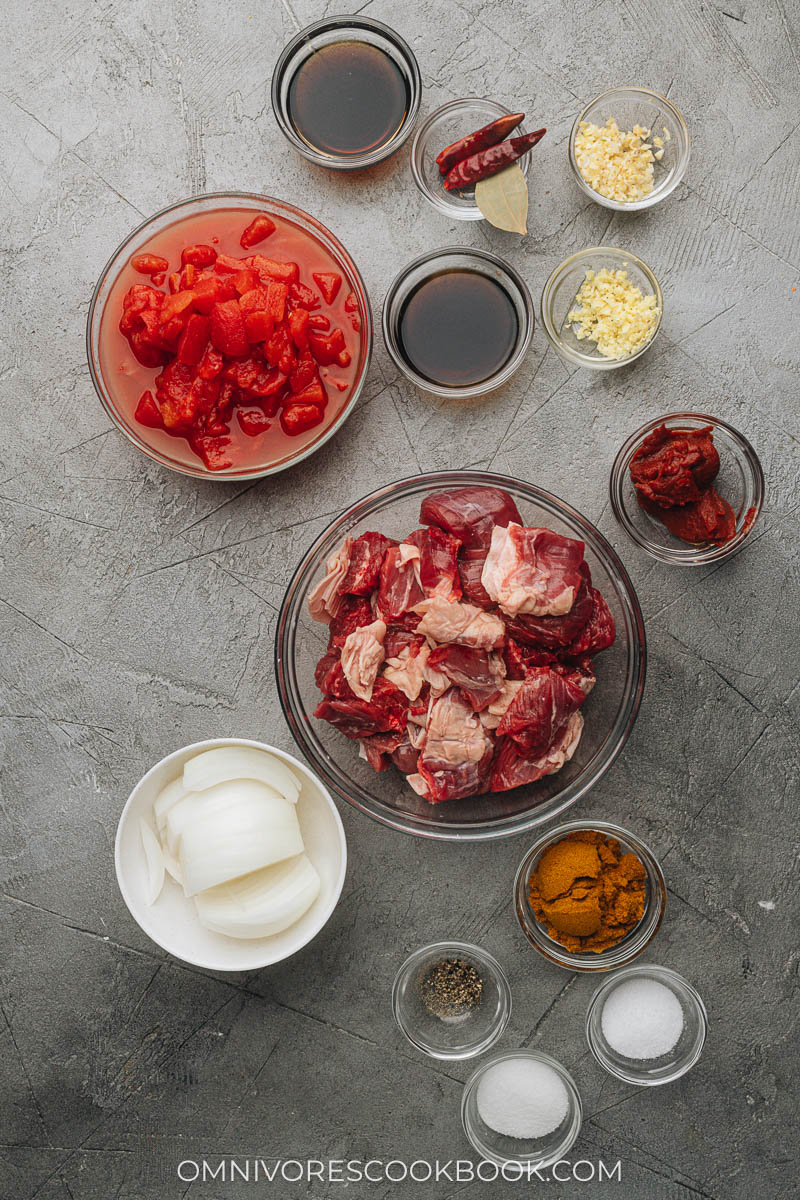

left=139, top=819, right=165, bottom=906
left=161, top=846, right=184, bottom=887
left=162, top=780, right=288, bottom=859
left=182, top=746, right=301, bottom=804
left=153, top=777, right=188, bottom=832
left=194, top=854, right=321, bottom=939
left=177, top=780, right=304, bottom=897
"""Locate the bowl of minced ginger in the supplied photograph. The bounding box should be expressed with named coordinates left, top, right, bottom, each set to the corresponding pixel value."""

left=514, top=822, right=666, bottom=971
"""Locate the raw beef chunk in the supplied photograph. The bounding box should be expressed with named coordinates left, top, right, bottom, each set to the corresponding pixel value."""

left=420, top=486, right=522, bottom=551
left=340, top=531, right=395, bottom=595
left=482, top=524, right=585, bottom=617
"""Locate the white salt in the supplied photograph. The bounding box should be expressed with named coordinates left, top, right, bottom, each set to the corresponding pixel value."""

left=601, top=977, right=684, bottom=1059
left=476, top=1058, right=570, bottom=1140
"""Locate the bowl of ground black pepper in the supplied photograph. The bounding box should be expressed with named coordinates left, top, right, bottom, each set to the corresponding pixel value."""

left=514, top=821, right=666, bottom=972
left=392, top=941, right=511, bottom=1060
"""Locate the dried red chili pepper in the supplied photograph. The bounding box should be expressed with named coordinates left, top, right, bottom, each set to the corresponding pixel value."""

left=435, top=112, right=525, bottom=176
left=443, top=128, right=547, bottom=191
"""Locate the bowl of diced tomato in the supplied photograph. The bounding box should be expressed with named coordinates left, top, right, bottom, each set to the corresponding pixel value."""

left=87, top=193, right=372, bottom=478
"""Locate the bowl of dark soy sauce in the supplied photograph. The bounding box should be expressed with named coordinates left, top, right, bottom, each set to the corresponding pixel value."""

left=383, top=248, right=534, bottom=398
left=272, top=16, right=421, bottom=170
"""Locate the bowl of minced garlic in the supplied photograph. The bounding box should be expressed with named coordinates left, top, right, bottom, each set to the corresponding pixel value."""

left=514, top=821, right=667, bottom=971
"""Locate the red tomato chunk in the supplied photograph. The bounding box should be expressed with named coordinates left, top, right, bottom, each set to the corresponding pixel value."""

left=118, top=217, right=358, bottom=470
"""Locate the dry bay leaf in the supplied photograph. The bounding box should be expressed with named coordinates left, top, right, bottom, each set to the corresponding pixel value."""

left=475, top=163, right=528, bottom=234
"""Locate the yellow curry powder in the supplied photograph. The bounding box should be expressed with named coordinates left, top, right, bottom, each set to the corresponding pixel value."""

left=529, top=830, right=646, bottom=953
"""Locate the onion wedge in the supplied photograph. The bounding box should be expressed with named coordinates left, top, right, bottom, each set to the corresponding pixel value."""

left=194, top=854, right=321, bottom=939
left=177, top=780, right=304, bottom=897
left=153, top=777, right=188, bottom=832
left=139, top=819, right=165, bottom=906
left=182, top=747, right=301, bottom=804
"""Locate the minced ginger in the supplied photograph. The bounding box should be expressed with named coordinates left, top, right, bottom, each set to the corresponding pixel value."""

left=575, top=117, right=656, bottom=203
left=567, top=267, right=660, bottom=359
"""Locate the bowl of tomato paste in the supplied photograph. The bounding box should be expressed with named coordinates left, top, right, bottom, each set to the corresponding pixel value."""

left=87, top=193, right=372, bottom=479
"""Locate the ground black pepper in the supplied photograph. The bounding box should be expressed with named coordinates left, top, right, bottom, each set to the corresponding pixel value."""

left=420, top=958, right=483, bottom=1018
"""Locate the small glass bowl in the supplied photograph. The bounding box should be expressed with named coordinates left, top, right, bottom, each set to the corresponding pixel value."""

left=514, top=820, right=666, bottom=973
left=586, top=964, right=707, bottom=1085
left=392, top=941, right=511, bottom=1060
left=569, top=87, right=690, bottom=211
left=271, top=16, right=421, bottom=170
left=410, top=98, right=531, bottom=221
left=541, top=246, right=662, bottom=370
left=610, top=412, right=765, bottom=566
left=382, top=247, right=534, bottom=398
left=462, top=1050, right=582, bottom=1168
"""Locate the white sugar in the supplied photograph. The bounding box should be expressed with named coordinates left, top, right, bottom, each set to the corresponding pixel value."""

left=476, top=1058, right=570, bottom=1140
left=601, top=977, right=684, bottom=1059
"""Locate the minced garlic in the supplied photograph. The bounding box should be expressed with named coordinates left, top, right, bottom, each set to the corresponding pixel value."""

left=566, top=268, right=660, bottom=359
left=574, top=118, right=655, bottom=203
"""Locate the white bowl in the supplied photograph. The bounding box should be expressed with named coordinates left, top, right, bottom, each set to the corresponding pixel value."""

left=114, top=738, right=347, bottom=971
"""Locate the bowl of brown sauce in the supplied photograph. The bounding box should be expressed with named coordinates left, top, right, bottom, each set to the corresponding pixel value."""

left=272, top=15, right=421, bottom=169
left=382, top=248, right=534, bottom=398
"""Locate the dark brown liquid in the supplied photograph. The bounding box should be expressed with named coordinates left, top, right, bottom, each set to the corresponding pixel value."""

left=288, top=41, right=409, bottom=157
left=398, top=270, right=519, bottom=388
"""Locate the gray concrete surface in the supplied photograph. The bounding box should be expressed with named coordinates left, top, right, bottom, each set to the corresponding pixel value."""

left=1, top=0, right=798, bottom=1197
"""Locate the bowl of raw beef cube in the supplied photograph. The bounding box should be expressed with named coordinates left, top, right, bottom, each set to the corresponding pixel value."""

left=275, top=472, right=646, bottom=840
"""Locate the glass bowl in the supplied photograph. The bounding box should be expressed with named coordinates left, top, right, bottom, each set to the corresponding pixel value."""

left=461, top=1050, right=582, bottom=1168
left=514, top=819, right=666, bottom=972
left=392, top=941, right=511, bottom=1060
left=271, top=16, right=421, bottom=170
left=586, top=964, right=707, bottom=1085
left=86, top=192, right=373, bottom=481
left=541, top=246, right=662, bottom=370
left=610, top=412, right=765, bottom=566
left=410, top=98, right=532, bottom=221
left=382, top=248, right=534, bottom=398
left=275, top=470, right=646, bottom=841
left=569, top=86, right=690, bottom=211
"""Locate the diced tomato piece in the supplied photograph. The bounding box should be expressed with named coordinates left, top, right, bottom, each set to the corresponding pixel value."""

left=151, top=272, right=165, bottom=287
left=308, top=313, right=330, bottom=331
left=288, top=281, right=320, bottom=311
left=134, top=390, right=163, bottom=428
left=238, top=286, right=269, bottom=314
left=168, top=272, right=181, bottom=293
left=265, top=281, right=288, bottom=323
left=156, top=361, right=197, bottom=430
left=289, top=350, right=317, bottom=393
left=248, top=254, right=299, bottom=284
left=214, top=253, right=251, bottom=274
left=288, top=306, right=310, bottom=350
left=161, top=289, right=195, bottom=324
left=233, top=268, right=259, bottom=296
left=250, top=366, right=286, bottom=397
left=265, top=322, right=295, bottom=373
left=224, top=355, right=261, bottom=389
left=181, top=243, right=217, bottom=268
left=188, top=433, right=233, bottom=471
left=244, top=310, right=274, bottom=343
left=131, top=253, right=169, bottom=276
left=309, top=327, right=346, bottom=366
left=196, top=343, right=224, bottom=379
left=281, top=402, right=325, bottom=436
left=129, top=331, right=169, bottom=367
left=292, top=377, right=327, bottom=408
left=217, top=380, right=236, bottom=413
left=177, top=314, right=210, bottom=365
left=210, top=299, right=248, bottom=357
left=312, top=271, right=342, bottom=305
left=337, top=349, right=351, bottom=368
left=240, top=214, right=277, bottom=249
left=158, top=316, right=185, bottom=347
left=237, top=408, right=272, bottom=436
left=349, top=314, right=361, bottom=332
left=180, top=263, right=197, bottom=289
left=344, top=291, right=359, bottom=312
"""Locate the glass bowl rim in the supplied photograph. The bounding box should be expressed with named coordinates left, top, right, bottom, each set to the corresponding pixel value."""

left=609, top=410, right=766, bottom=565
left=274, top=469, right=647, bottom=842
left=410, top=96, right=531, bottom=221
left=392, top=939, right=512, bottom=1060
left=461, top=1047, right=583, bottom=1168
left=86, top=190, right=373, bottom=482
left=568, top=85, right=691, bottom=212
left=585, top=962, right=708, bottom=1085
left=540, top=245, right=663, bottom=370
left=270, top=14, right=422, bottom=170
left=381, top=247, right=535, bottom=398
left=513, top=818, right=666, bottom=972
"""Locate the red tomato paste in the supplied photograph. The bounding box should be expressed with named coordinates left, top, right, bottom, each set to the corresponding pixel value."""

left=630, top=424, right=736, bottom=546
left=99, top=209, right=362, bottom=472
